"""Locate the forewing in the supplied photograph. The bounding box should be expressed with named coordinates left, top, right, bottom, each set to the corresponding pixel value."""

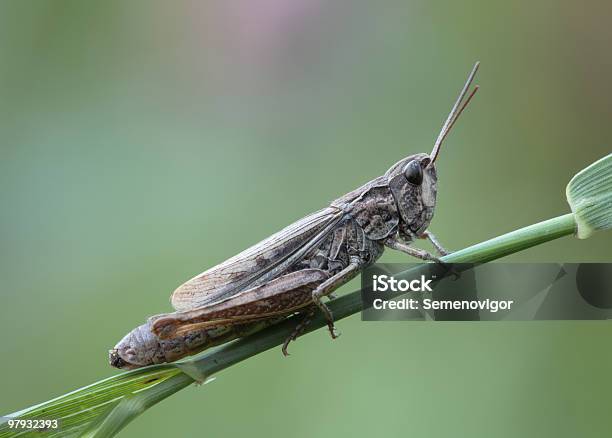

left=171, top=207, right=343, bottom=311
left=154, top=269, right=328, bottom=338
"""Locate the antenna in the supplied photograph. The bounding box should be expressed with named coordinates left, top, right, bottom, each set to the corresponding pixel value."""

left=430, top=62, right=480, bottom=163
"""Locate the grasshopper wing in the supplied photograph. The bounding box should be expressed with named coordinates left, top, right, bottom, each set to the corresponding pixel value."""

left=171, top=207, right=343, bottom=311
left=154, top=269, right=329, bottom=339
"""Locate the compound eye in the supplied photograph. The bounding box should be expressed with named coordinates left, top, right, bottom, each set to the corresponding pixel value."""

left=403, top=160, right=423, bottom=185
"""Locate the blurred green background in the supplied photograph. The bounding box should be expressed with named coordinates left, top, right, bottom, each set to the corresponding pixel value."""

left=1, top=1, right=611, bottom=437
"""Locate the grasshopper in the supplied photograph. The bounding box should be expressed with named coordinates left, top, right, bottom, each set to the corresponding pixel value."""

left=109, top=62, right=480, bottom=370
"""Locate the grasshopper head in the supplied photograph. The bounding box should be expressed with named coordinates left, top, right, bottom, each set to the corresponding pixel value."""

left=109, top=322, right=164, bottom=370
left=386, top=62, right=480, bottom=240
left=385, top=153, right=438, bottom=238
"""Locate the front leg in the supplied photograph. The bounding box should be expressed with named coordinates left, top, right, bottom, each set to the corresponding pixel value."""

left=419, top=230, right=450, bottom=256
left=311, top=261, right=362, bottom=339
left=385, top=235, right=443, bottom=263
left=387, top=235, right=460, bottom=279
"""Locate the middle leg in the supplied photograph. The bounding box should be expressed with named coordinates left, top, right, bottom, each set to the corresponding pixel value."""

left=282, top=306, right=316, bottom=356
left=311, top=261, right=362, bottom=339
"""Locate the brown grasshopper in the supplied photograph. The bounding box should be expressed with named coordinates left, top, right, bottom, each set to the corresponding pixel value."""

left=109, top=62, right=480, bottom=370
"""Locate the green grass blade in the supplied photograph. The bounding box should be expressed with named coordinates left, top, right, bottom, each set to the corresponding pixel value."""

left=0, top=367, right=183, bottom=438
left=566, top=153, right=612, bottom=238
left=80, top=373, right=193, bottom=438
